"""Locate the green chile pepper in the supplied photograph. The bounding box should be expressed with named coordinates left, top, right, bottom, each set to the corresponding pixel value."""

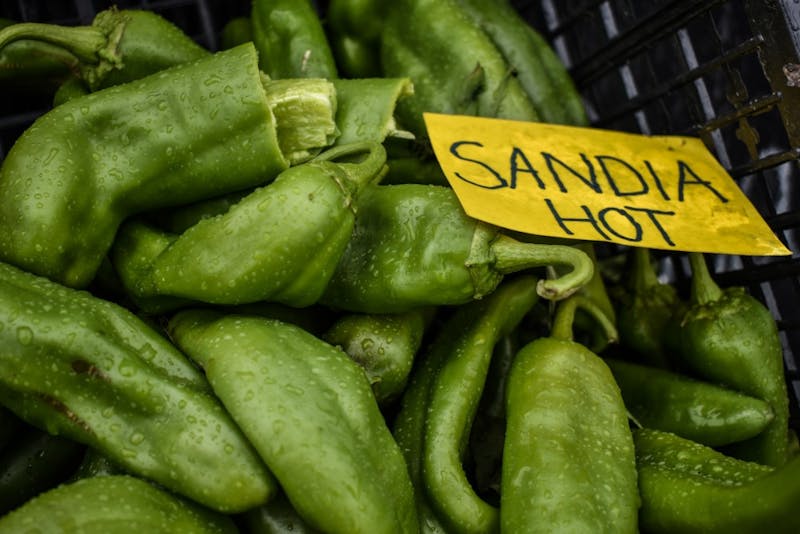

left=251, top=0, right=338, bottom=79
left=168, top=310, right=418, bottom=534
left=70, top=447, right=125, bottom=480
left=0, top=7, right=209, bottom=92
left=455, top=0, right=588, bottom=126
left=326, top=0, right=387, bottom=78
left=501, top=295, right=639, bottom=533
left=634, top=428, right=800, bottom=533
left=0, top=260, right=275, bottom=513
left=0, top=475, right=237, bottom=533
left=0, top=43, right=335, bottom=288
left=0, top=424, right=86, bottom=514
left=380, top=0, right=539, bottom=138
left=422, top=275, right=540, bottom=534
left=111, top=143, right=386, bottom=308
left=615, top=247, right=686, bottom=369
left=323, top=307, right=434, bottom=405
left=51, top=74, right=90, bottom=106
left=321, top=183, right=594, bottom=313
left=678, top=253, right=789, bottom=466
left=606, top=358, right=774, bottom=447
left=220, top=16, right=253, bottom=50
left=332, top=78, right=415, bottom=145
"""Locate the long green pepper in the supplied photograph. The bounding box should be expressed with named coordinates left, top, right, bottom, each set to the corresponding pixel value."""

left=168, top=311, right=418, bottom=534
left=0, top=260, right=275, bottom=513
left=501, top=296, right=639, bottom=533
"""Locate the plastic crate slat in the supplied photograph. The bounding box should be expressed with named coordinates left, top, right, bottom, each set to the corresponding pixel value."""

left=715, top=258, right=800, bottom=287
left=539, top=0, right=608, bottom=35
left=688, top=91, right=781, bottom=134
left=570, top=0, right=729, bottom=85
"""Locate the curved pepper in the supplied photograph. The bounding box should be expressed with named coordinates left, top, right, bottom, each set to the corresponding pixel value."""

left=606, top=358, right=774, bottom=447
left=111, top=142, right=386, bottom=309
left=240, top=489, right=320, bottom=534
left=332, top=77, right=415, bottom=145
left=220, top=17, right=253, bottom=51
left=422, top=275, right=540, bottom=534
left=0, top=43, right=336, bottom=288
left=380, top=0, right=539, bottom=138
left=0, top=260, right=275, bottom=513
left=251, top=0, right=338, bottom=79
left=634, top=428, right=800, bottom=533
left=168, top=310, right=418, bottom=534
left=321, top=183, right=594, bottom=313
left=0, top=475, right=237, bottom=533
left=501, top=295, right=639, bottom=533
left=323, top=307, right=434, bottom=405
left=678, top=253, right=789, bottom=466
left=0, top=7, right=209, bottom=91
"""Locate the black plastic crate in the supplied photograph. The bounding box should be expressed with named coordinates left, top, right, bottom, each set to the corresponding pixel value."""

left=1, top=0, right=798, bottom=428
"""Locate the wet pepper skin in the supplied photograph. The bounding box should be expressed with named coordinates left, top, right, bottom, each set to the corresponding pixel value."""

left=0, top=43, right=287, bottom=289
left=0, top=260, right=275, bottom=514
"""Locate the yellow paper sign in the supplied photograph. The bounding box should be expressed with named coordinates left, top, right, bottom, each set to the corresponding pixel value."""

left=424, top=113, right=790, bottom=256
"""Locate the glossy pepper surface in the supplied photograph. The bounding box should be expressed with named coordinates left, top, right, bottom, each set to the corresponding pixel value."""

left=168, top=310, right=418, bottom=534
left=635, top=428, right=800, bottom=533
left=0, top=7, right=209, bottom=91
left=380, top=0, right=539, bottom=138
left=321, top=183, right=594, bottom=313
left=0, top=475, right=237, bottom=533
left=0, top=260, right=275, bottom=513
left=678, top=253, right=789, bottom=466
left=501, top=296, right=639, bottom=533
left=422, top=275, right=540, bottom=534
left=112, top=142, right=386, bottom=308
left=606, top=358, right=774, bottom=447
left=0, top=43, right=330, bottom=288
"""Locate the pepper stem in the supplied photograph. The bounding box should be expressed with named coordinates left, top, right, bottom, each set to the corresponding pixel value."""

left=550, top=295, right=618, bottom=343
left=491, top=235, right=594, bottom=301
left=313, top=142, right=387, bottom=192
left=0, top=22, right=107, bottom=64
left=630, top=247, right=659, bottom=293
left=688, top=252, right=723, bottom=305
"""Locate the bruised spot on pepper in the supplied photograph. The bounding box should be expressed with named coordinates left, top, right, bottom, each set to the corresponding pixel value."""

left=71, top=358, right=108, bottom=380
left=39, top=394, right=93, bottom=435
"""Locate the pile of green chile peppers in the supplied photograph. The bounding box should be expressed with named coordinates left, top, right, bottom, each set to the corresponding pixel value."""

left=0, top=2, right=797, bottom=532
left=0, top=43, right=338, bottom=288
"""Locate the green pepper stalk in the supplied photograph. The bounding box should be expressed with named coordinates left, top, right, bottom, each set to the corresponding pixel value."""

left=0, top=18, right=81, bottom=90
left=0, top=7, right=209, bottom=91
left=634, top=428, right=800, bottom=533
left=168, top=311, right=418, bottom=534
left=615, top=247, right=686, bottom=369
left=421, top=275, right=540, bottom=534
left=111, top=142, right=387, bottom=309
left=251, top=0, right=338, bottom=79
left=0, top=43, right=337, bottom=289
left=0, top=475, right=238, bottom=533
left=606, top=358, right=774, bottom=447
left=678, top=252, right=789, bottom=467
left=0, top=260, right=276, bottom=513
left=501, top=295, right=640, bottom=534
left=323, top=307, right=435, bottom=406
left=321, top=183, right=594, bottom=313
